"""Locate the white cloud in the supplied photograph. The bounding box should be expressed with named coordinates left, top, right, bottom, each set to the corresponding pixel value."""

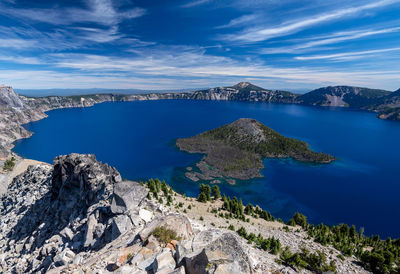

left=295, top=47, right=400, bottom=61
left=0, top=55, right=41, bottom=64
left=221, top=0, right=398, bottom=42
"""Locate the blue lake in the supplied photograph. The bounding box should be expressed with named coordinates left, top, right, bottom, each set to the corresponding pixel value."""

left=13, top=100, right=400, bottom=238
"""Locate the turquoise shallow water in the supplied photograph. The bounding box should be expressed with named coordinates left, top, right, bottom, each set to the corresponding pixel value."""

left=13, top=100, right=400, bottom=237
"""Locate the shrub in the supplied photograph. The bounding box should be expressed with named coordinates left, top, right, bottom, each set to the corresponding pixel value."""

left=288, top=212, right=307, bottom=228
left=3, top=157, right=15, bottom=171
left=151, top=226, right=181, bottom=245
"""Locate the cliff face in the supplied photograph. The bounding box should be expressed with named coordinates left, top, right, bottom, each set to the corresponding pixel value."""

left=0, top=86, right=46, bottom=158
left=0, top=153, right=368, bottom=273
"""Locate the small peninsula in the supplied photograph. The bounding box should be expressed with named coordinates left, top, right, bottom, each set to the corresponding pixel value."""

left=177, top=118, right=335, bottom=183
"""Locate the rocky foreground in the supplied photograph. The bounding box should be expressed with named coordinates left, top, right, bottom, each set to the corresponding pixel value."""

left=0, top=153, right=368, bottom=273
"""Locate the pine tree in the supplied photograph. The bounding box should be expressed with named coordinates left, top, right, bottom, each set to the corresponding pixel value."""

left=212, top=185, right=221, bottom=200
left=161, top=180, right=169, bottom=195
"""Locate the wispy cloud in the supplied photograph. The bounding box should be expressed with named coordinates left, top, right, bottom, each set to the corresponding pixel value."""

left=216, top=14, right=259, bottom=29
left=180, top=0, right=211, bottom=8
left=0, top=38, right=37, bottom=49
left=0, top=0, right=146, bottom=26
left=221, top=0, right=398, bottom=43
left=259, top=26, right=400, bottom=54
left=21, top=46, right=396, bottom=90
left=0, top=55, right=41, bottom=64
left=295, top=47, right=400, bottom=61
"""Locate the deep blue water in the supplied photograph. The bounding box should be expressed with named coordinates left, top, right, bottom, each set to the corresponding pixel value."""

left=13, top=100, right=400, bottom=238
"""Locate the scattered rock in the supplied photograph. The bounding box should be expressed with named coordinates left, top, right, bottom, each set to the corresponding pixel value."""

left=139, top=208, right=153, bottom=223
left=153, top=249, right=176, bottom=273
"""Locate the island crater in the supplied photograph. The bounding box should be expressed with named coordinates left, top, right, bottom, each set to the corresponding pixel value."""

left=176, top=118, right=335, bottom=184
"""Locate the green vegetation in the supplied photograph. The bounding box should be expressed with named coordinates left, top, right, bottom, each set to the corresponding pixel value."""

left=288, top=212, right=307, bottom=228
left=278, top=246, right=336, bottom=272
left=3, top=157, right=15, bottom=171
left=211, top=185, right=221, bottom=200
left=151, top=226, right=181, bottom=245
left=237, top=226, right=281, bottom=255
left=306, top=222, right=400, bottom=273
left=221, top=194, right=274, bottom=222
left=197, top=184, right=211, bottom=202
left=145, top=178, right=173, bottom=205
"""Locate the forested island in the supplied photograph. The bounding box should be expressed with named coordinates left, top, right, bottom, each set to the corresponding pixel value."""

left=177, top=118, right=335, bottom=184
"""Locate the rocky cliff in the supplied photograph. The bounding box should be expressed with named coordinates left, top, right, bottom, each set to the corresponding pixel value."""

left=295, top=85, right=400, bottom=120
left=296, top=86, right=391, bottom=108
left=190, top=82, right=298, bottom=103
left=0, top=153, right=368, bottom=273
left=0, top=86, right=46, bottom=159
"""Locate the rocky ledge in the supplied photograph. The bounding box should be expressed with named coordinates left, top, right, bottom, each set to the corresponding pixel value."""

left=0, top=153, right=368, bottom=273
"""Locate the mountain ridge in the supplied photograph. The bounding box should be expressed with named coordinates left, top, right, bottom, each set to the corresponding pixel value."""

left=0, top=82, right=399, bottom=159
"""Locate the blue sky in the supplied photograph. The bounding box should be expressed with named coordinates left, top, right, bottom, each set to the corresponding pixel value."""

left=1, top=0, right=400, bottom=91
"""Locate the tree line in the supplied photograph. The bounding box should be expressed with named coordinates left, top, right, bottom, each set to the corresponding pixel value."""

left=196, top=183, right=400, bottom=273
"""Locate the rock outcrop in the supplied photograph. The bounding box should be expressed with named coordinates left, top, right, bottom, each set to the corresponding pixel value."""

left=0, top=153, right=148, bottom=273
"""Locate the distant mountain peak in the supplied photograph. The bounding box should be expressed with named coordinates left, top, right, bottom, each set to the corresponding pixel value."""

left=232, top=82, right=265, bottom=91
left=234, top=82, right=253, bottom=88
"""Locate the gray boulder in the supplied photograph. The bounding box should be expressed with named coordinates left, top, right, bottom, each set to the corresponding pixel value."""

left=111, top=180, right=148, bottom=214
left=53, top=247, right=75, bottom=267
left=111, top=214, right=133, bottom=240
left=183, top=232, right=252, bottom=274
left=153, top=249, right=176, bottom=273
left=139, top=214, right=193, bottom=241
